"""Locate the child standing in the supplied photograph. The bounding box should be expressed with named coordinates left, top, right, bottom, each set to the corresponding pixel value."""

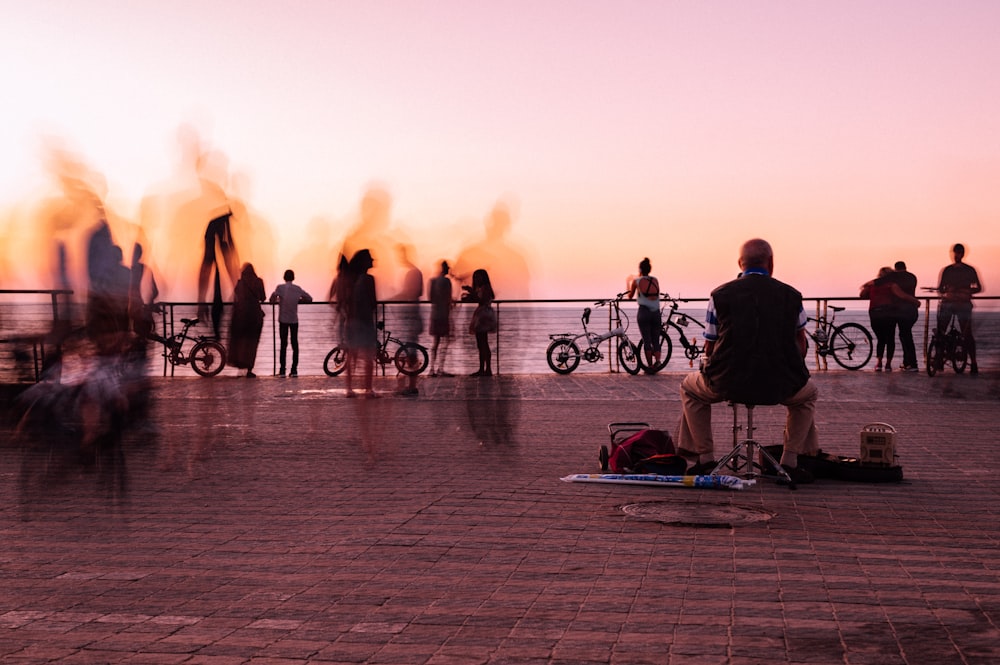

left=269, top=269, right=313, bottom=377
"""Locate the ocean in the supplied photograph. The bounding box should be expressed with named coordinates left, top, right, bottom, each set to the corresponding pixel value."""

left=2, top=295, right=998, bottom=381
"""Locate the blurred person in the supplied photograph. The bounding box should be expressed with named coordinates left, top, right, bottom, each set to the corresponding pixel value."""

left=198, top=209, right=240, bottom=338
left=452, top=199, right=532, bottom=300
left=428, top=260, right=455, bottom=377
left=228, top=263, right=266, bottom=378
left=342, top=249, right=378, bottom=398
left=936, top=243, right=983, bottom=374
left=626, top=257, right=662, bottom=370
left=128, top=242, right=160, bottom=342
left=886, top=261, right=920, bottom=372
left=393, top=244, right=423, bottom=396
left=860, top=267, right=920, bottom=372
left=676, top=238, right=818, bottom=485
left=464, top=268, right=496, bottom=377
left=269, top=269, right=313, bottom=377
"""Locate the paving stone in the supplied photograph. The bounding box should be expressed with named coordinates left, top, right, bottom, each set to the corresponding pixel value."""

left=1, top=371, right=999, bottom=663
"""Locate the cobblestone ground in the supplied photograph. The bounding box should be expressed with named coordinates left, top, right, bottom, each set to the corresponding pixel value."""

left=1, top=370, right=1000, bottom=664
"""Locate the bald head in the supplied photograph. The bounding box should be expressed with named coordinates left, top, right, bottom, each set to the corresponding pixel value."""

left=739, top=238, right=774, bottom=274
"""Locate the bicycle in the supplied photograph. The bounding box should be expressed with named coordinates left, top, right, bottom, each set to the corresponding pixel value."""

left=152, top=314, right=227, bottom=377
left=323, top=320, right=429, bottom=377
left=637, top=294, right=706, bottom=374
left=805, top=305, right=873, bottom=370
left=545, top=293, right=641, bottom=375
left=926, top=313, right=967, bottom=376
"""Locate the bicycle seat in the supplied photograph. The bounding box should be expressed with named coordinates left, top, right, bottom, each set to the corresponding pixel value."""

left=180, top=318, right=198, bottom=326
left=829, top=306, right=845, bottom=312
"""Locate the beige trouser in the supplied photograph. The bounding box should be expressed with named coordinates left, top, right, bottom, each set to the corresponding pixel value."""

left=675, top=371, right=819, bottom=461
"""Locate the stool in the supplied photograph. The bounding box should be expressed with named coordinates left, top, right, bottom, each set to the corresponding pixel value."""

left=711, top=402, right=796, bottom=489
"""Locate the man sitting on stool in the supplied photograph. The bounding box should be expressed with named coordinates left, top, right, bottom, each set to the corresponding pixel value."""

left=676, top=238, right=818, bottom=485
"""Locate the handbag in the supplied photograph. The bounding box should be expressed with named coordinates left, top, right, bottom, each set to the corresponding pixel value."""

left=470, top=304, right=497, bottom=334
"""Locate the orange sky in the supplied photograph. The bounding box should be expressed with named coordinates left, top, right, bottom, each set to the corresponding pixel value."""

left=1, top=1, right=998, bottom=303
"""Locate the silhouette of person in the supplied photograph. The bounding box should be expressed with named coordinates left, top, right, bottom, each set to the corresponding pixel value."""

left=269, top=269, right=313, bottom=377
left=393, top=244, right=423, bottom=396
left=128, top=242, right=160, bottom=342
left=464, top=268, right=496, bottom=377
left=626, top=257, right=662, bottom=370
left=887, top=261, right=920, bottom=372
left=228, top=263, right=266, bottom=377
left=342, top=249, right=378, bottom=397
left=860, top=267, right=920, bottom=372
left=198, top=210, right=240, bottom=338
left=936, top=243, right=983, bottom=374
left=428, top=260, right=455, bottom=377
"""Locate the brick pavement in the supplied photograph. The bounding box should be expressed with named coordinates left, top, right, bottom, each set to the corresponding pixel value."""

left=1, top=369, right=1000, bottom=664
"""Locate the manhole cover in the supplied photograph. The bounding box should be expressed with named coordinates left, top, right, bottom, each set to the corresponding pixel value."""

left=621, top=501, right=775, bottom=527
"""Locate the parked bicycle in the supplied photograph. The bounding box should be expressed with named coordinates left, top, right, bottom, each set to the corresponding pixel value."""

left=805, top=305, right=873, bottom=370
left=926, top=312, right=968, bottom=376
left=637, top=294, right=706, bottom=374
left=152, top=314, right=227, bottom=377
left=545, top=294, right=641, bottom=375
left=323, top=320, right=429, bottom=377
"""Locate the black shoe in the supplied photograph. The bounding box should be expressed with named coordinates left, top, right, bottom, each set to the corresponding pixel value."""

left=971, top=363, right=979, bottom=375
left=279, top=369, right=286, bottom=377
left=685, top=460, right=718, bottom=476
left=290, top=370, right=298, bottom=377
left=246, top=371, right=257, bottom=378
left=777, top=464, right=814, bottom=485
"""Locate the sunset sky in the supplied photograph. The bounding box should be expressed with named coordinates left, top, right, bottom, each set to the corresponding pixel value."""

left=1, top=1, right=998, bottom=303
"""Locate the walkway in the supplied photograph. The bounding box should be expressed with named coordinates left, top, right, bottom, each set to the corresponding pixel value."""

left=1, top=370, right=999, bottom=664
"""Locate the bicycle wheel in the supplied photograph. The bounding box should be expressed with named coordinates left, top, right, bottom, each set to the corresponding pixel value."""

left=546, top=339, right=581, bottom=374
left=618, top=339, right=641, bottom=375
left=394, top=343, right=429, bottom=376
left=828, top=323, right=873, bottom=370
left=951, top=338, right=968, bottom=374
left=190, top=340, right=226, bottom=377
left=323, top=346, right=348, bottom=376
left=637, top=330, right=672, bottom=374
left=926, top=337, right=941, bottom=377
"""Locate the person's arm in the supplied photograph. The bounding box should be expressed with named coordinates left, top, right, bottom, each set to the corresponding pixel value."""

left=626, top=276, right=637, bottom=299
left=859, top=280, right=873, bottom=299
left=889, top=283, right=920, bottom=306
left=300, top=286, right=313, bottom=304
left=269, top=286, right=279, bottom=304
left=796, top=328, right=808, bottom=358
left=971, top=269, right=983, bottom=296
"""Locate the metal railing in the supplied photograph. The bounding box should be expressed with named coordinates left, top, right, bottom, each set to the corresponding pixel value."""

left=2, top=292, right=997, bottom=381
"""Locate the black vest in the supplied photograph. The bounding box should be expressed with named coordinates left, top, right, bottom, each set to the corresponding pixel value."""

left=703, top=274, right=809, bottom=405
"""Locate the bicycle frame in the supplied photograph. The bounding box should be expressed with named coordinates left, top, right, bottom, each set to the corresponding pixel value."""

left=545, top=295, right=640, bottom=374
left=662, top=298, right=705, bottom=361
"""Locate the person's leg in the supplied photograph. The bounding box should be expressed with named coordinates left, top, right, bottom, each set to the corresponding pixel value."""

left=884, top=319, right=897, bottom=370
left=676, top=371, right=721, bottom=465
left=897, top=311, right=918, bottom=369
left=430, top=335, right=440, bottom=375
left=278, top=323, right=289, bottom=374
left=956, top=307, right=977, bottom=369
left=289, top=323, right=299, bottom=374
left=779, top=380, right=820, bottom=467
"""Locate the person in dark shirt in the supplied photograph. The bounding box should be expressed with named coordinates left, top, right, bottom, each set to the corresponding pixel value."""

left=675, top=238, right=818, bottom=484
left=886, top=261, right=920, bottom=372
left=936, top=243, right=983, bottom=374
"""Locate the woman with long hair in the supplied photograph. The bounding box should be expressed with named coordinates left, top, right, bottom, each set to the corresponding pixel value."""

left=465, top=268, right=496, bottom=376
left=342, top=249, right=378, bottom=396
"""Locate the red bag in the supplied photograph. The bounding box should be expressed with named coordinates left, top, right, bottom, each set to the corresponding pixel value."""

left=608, top=429, right=682, bottom=473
